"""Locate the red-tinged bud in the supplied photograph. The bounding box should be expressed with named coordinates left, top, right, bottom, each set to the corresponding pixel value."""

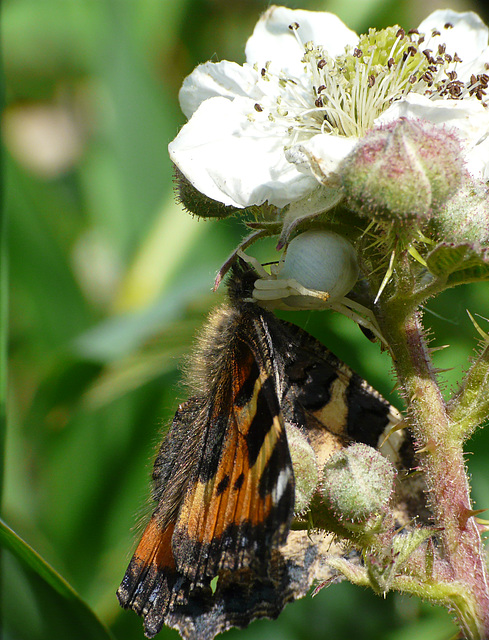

left=434, top=179, right=489, bottom=245
left=341, top=118, right=464, bottom=225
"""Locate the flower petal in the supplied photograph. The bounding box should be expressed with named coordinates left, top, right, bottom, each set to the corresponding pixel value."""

left=169, top=96, right=317, bottom=208
left=245, top=6, right=358, bottom=78
left=376, top=93, right=489, bottom=180
left=286, top=134, right=358, bottom=185
left=178, top=61, right=260, bottom=118
left=456, top=45, right=489, bottom=82
left=417, top=10, right=489, bottom=63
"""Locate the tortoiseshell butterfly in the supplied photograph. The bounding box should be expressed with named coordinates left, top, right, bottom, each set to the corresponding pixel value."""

left=117, top=258, right=416, bottom=639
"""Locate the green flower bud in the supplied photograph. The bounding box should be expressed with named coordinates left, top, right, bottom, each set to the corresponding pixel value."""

left=433, top=179, right=489, bottom=246
left=285, top=422, right=319, bottom=515
left=321, top=443, right=396, bottom=523
left=341, top=118, right=464, bottom=225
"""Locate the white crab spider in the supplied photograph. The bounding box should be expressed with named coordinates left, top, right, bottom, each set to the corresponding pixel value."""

left=239, top=229, right=387, bottom=346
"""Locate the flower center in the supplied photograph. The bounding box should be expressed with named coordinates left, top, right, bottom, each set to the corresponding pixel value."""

left=253, top=23, right=489, bottom=141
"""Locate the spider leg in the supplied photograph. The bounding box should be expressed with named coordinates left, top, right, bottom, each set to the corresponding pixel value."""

left=330, top=298, right=390, bottom=351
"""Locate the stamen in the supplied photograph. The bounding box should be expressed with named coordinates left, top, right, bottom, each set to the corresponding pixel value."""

left=247, top=22, right=488, bottom=149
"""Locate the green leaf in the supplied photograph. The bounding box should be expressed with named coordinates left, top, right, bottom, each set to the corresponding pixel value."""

left=426, top=243, right=489, bottom=286
left=0, top=519, right=114, bottom=640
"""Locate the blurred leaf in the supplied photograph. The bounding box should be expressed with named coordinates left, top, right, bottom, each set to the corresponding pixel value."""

left=72, top=217, right=237, bottom=363
left=72, top=282, right=215, bottom=363
left=8, top=159, right=93, bottom=354
left=0, top=123, right=6, bottom=512
left=92, top=2, right=181, bottom=258
left=82, top=312, right=203, bottom=409
left=114, top=195, right=211, bottom=312
left=3, top=0, right=101, bottom=98
left=0, top=519, right=114, bottom=640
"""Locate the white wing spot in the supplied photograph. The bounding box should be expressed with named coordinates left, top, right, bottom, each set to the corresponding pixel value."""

left=274, top=467, right=293, bottom=502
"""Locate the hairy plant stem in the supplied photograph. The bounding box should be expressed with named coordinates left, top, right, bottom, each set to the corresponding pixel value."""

left=378, top=273, right=489, bottom=639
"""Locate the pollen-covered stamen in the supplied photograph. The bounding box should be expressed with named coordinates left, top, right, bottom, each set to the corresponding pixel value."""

left=247, top=22, right=489, bottom=145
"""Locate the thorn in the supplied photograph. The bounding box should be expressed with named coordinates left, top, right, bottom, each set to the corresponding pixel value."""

left=312, top=578, right=335, bottom=596
left=416, top=446, right=430, bottom=454
left=374, top=248, right=396, bottom=304
left=429, top=344, right=450, bottom=352
left=403, top=468, right=424, bottom=479
left=407, top=244, right=428, bottom=267
left=467, top=309, right=489, bottom=344
left=416, top=231, right=436, bottom=246
left=389, top=380, right=401, bottom=393
left=458, top=507, right=487, bottom=529
left=379, top=421, right=406, bottom=447
left=416, top=439, right=436, bottom=455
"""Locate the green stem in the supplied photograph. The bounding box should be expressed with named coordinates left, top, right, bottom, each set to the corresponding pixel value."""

left=380, top=298, right=489, bottom=638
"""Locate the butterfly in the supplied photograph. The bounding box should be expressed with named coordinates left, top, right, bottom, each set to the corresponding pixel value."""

left=117, top=257, right=413, bottom=640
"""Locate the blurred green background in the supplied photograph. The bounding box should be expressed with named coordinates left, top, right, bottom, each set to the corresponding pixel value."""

left=2, top=0, right=489, bottom=638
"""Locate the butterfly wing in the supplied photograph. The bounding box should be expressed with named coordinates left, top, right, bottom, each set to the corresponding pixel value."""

left=171, top=321, right=294, bottom=582
left=117, top=304, right=294, bottom=638
left=116, top=397, right=205, bottom=625
left=267, top=313, right=426, bottom=527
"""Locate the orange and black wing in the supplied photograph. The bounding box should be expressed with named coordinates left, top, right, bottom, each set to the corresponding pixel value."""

left=171, top=335, right=294, bottom=583
left=117, top=397, right=203, bottom=632
left=117, top=306, right=294, bottom=638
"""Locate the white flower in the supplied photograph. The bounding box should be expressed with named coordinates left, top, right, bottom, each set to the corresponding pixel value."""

left=168, top=6, right=489, bottom=210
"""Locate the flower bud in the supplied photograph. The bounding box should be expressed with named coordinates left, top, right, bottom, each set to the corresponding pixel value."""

left=433, top=179, right=489, bottom=246
left=321, top=443, right=396, bottom=523
left=340, top=118, right=464, bottom=225
left=285, top=422, right=319, bottom=515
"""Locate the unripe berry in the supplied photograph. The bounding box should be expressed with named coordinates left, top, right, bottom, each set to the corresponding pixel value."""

left=321, top=443, right=396, bottom=523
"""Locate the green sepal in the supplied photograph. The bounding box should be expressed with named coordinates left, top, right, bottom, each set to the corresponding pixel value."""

left=448, top=344, right=489, bottom=440
left=425, top=243, right=489, bottom=287
left=366, top=528, right=434, bottom=595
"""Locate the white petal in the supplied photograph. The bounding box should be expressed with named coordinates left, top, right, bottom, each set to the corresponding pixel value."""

left=287, top=134, right=358, bottom=184
left=377, top=93, right=487, bottom=136
left=169, top=96, right=317, bottom=208
left=376, top=93, right=489, bottom=180
left=417, top=10, right=489, bottom=63
left=456, top=45, right=489, bottom=83
left=178, top=61, right=260, bottom=118
left=245, top=6, right=358, bottom=78
left=465, top=136, right=489, bottom=181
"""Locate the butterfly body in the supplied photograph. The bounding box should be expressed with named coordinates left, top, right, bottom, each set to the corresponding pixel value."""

left=117, top=259, right=405, bottom=639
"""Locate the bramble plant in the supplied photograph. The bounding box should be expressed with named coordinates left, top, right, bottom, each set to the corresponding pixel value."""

left=170, top=6, right=489, bottom=639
